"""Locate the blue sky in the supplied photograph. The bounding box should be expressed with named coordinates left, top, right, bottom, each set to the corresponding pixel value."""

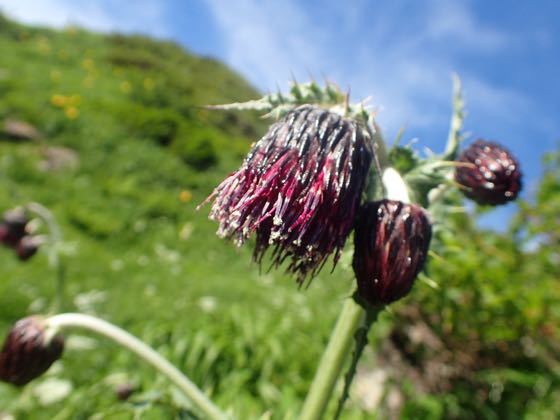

left=1, top=0, right=559, bottom=229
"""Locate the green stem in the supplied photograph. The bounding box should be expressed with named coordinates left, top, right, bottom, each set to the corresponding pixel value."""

left=369, top=120, right=389, bottom=169
left=27, top=202, right=62, bottom=242
left=26, top=202, right=66, bottom=312
left=365, top=120, right=389, bottom=200
left=46, top=313, right=229, bottom=420
left=299, top=296, right=365, bottom=420
left=333, top=305, right=383, bottom=419
left=53, top=258, right=66, bottom=312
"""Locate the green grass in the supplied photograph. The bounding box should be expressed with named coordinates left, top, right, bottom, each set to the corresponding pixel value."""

left=0, top=15, right=367, bottom=419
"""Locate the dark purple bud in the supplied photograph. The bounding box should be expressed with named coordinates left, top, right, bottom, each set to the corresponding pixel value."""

left=205, top=105, right=373, bottom=282
left=353, top=200, right=432, bottom=305
left=0, top=208, right=29, bottom=248
left=0, top=316, right=64, bottom=386
left=455, top=139, right=522, bottom=205
left=115, top=383, right=137, bottom=400
left=0, top=224, right=10, bottom=246
left=15, top=236, right=41, bottom=261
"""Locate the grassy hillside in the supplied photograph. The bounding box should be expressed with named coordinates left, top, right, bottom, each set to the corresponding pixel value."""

left=0, top=15, right=359, bottom=419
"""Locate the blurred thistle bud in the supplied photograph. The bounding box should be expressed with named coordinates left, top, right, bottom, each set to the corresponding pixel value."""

left=15, top=235, right=42, bottom=261
left=0, top=316, right=64, bottom=386
left=352, top=200, right=432, bottom=305
left=205, top=105, right=373, bottom=282
left=455, top=139, right=522, bottom=205
left=0, top=208, right=29, bottom=248
left=115, top=382, right=137, bottom=401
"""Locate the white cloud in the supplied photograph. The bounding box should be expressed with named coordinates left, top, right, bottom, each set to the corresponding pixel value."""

left=0, top=0, right=169, bottom=37
left=203, top=0, right=522, bottom=135
left=424, top=1, right=507, bottom=50
left=203, top=0, right=325, bottom=92
left=463, top=77, right=529, bottom=123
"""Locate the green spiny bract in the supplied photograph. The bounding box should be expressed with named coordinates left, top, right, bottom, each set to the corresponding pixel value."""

left=207, top=80, right=372, bottom=124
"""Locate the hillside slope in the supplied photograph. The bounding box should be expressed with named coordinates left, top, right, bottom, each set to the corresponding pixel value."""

left=0, top=15, right=356, bottom=419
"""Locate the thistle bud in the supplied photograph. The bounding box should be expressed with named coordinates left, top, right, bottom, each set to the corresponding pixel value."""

left=0, top=208, right=29, bottom=248
left=15, top=236, right=41, bottom=261
left=0, top=316, right=64, bottom=386
left=115, top=383, right=136, bottom=400
left=352, top=200, right=432, bottom=305
left=455, top=140, right=522, bottom=205
left=206, top=105, right=373, bottom=282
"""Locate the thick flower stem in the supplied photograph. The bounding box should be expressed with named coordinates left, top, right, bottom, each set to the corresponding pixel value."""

left=46, top=313, right=229, bottom=420
left=333, top=304, right=383, bottom=419
left=299, top=296, right=366, bottom=420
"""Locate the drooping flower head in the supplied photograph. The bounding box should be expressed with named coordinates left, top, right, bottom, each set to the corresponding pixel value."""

left=455, top=139, right=522, bottom=205
left=0, top=208, right=29, bottom=248
left=0, top=316, right=64, bottom=386
left=352, top=200, right=432, bottom=305
left=206, top=105, right=373, bottom=282
left=0, top=208, right=42, bottom=261
left=16, top=236, right=42, bottom=261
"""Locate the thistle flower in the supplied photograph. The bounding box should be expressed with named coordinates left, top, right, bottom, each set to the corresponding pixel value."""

left=0, top=208, right=28, bottom=248
left=15, top=235, right=42, bottom=261
left=352, top=200, right=432, bottom=305
left=455, top=139, right=522, bottom=205
left=0, top=316, right=64, bottom=386
left=206, top=105, right=373, bottom=282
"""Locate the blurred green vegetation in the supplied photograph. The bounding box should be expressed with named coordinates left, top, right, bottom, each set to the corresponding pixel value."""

left=0, top=14, right=559, bottom=419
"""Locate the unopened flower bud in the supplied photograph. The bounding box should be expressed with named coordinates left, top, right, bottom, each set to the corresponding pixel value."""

left=0, top=208, right=28, bottom=248
left=352, top=200, right=432, bottom=305
left=115, top=383, right=136, bottom=400
left=15, top=236, right=41, bottom=261
left=455, top=139, right=522, bottom=205
left=0, top=316, right=64, bottom=386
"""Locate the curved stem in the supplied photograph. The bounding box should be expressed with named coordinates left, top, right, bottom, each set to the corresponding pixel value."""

left=26, top=202, right=66, bottom=312
left=299, top=297, right=365, bottom=420
left=46, top=313, right=229, bottom=420
left=26, top=202, right=62, bottom=242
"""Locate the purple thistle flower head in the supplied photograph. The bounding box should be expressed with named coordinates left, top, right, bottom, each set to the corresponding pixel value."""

left=0, top=208, right=28, bottom=248
left=352, top=200, right=432, bottom=305
left=455, top=139, right=522, bottom=206
left=205, top=105, right=373, bottom=282
left=0, top=316, right=64, bottom=386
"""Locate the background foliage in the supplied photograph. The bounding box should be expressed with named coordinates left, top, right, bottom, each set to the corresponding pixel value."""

left=0, top=15, right=558, bottom=419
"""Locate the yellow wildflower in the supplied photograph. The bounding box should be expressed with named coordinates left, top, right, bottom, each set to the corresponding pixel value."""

left=179, top=190, right=193, bottom=203
left=64, top=107, right=79, bottom=120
